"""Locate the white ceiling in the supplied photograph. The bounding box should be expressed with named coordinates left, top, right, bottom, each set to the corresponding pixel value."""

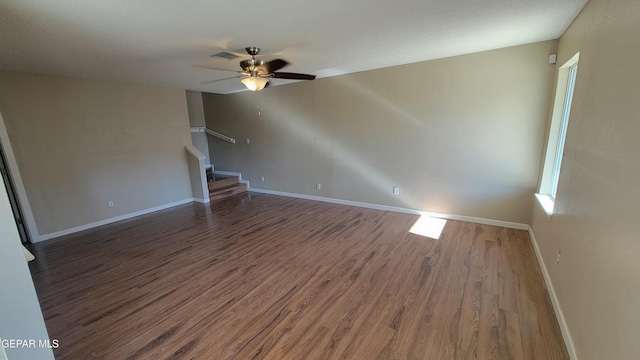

left=0, top=0, right=587, bottom=94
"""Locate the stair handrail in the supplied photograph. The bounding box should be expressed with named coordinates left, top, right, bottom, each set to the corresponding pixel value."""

left=190, top=126, right=236, bottom=144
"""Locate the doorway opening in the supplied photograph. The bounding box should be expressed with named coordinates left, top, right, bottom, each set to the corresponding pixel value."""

left=0, top=142, right=30, bottom=243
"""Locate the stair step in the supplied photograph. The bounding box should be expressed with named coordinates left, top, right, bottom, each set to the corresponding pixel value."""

left=209, top=183, right=247, bottom=201
left=208, top=176, right=239, bottom=192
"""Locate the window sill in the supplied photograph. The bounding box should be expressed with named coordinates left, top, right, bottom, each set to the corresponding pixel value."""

left=535, top=193, right=555, bottom=219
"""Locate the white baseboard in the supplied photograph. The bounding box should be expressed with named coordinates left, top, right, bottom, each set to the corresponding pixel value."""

left=33, top=198, right=200, bottom=243
left=248, top=187, right=529, bottom=230
left=528, top=226, right=578, bottom=359
left=193, top=197, right=210, bottom=204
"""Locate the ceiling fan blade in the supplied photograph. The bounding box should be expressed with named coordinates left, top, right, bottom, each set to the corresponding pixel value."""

left=200, top=76, right=240, bottom=85
left=259, top=59, right=289, bottom=73
left=196, top=64, right=242, bottom=73
left=271, top=72, right=316, bottom=80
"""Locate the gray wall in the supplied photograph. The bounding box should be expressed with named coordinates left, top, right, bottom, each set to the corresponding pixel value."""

left=186, top=90, right=210, bottom=166
left=530, top=0, right=640, bottom=358
left=0, top=177, right=54, bottom=360
left=203, top=41, right=557, bottom=224
left=0, top=71, right=193, bottom=239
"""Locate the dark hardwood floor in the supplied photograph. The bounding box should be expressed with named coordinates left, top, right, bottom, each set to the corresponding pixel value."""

left=29, top=193, right=568, bottom=359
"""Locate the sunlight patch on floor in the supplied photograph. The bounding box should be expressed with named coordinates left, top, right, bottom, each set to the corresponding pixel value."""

left=409, top=215, right=447, bottom=240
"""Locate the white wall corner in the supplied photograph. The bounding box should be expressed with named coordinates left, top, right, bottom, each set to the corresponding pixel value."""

left=528, top=226, right=578, bottom=360
left=184, top=144, right=206, bottom=160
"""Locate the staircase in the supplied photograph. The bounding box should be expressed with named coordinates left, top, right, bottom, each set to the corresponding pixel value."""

left=207, top=169, right=247, bottom=201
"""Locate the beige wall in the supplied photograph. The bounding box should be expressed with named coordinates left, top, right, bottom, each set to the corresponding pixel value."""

left=186, top=90, right=206, bottom=127
left=0, top=71, right=193, bottom=238
left=203, top=41, right=557, bottom=224
left=531, top=0, right=640, bottom=359
left=186, top=90, right=210, bottom=166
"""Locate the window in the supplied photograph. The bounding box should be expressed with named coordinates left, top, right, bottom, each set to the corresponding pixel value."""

left=537, top=52, right=579, bottom=215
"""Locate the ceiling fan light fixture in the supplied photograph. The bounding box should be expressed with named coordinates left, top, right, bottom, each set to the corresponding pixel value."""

left=241, top=76, right=269, bottom=91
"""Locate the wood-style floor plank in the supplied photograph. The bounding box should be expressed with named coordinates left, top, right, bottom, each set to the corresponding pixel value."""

left=28, top=193, right=568, bottom=359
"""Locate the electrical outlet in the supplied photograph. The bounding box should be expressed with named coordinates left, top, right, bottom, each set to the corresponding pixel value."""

left=246, top=138, right=251, bottom=144
left=260, top=176, right=265, bottom=182
left=556, top=251, right=561, bottom=263
left=108, top=200, right=114, bottom=208
left=393, top=186, right=400, bottom=195
left=316, top=183, right=321, bottom=190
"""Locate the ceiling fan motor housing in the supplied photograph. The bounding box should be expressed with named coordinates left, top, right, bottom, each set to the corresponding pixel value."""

left=240, top=58, right=266, bottom=72
left=246, top=47, right=260, bottom=56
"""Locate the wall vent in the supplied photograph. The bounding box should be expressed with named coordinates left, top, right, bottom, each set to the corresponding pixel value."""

left=210, top=52, right=239, bottom=60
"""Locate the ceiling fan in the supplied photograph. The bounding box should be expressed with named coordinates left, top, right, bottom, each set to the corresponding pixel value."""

left=203, top=47, right=316, bottom=91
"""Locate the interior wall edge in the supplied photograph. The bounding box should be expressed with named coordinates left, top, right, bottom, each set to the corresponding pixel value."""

left=0, top=111, right=40, bottom=241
